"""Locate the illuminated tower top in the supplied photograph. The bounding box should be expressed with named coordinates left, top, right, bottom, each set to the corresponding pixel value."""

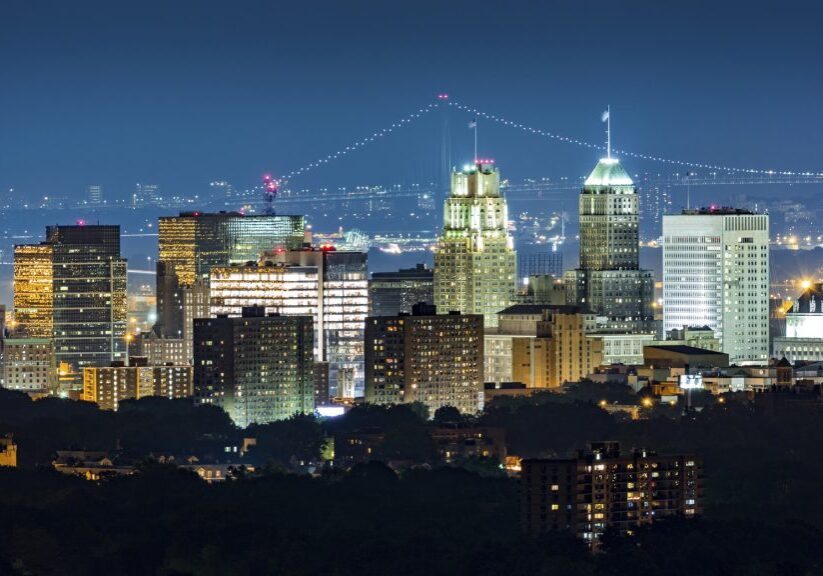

left=578, top=157, right=639, bottom=271
left=443, top=162, right=509, bottom=234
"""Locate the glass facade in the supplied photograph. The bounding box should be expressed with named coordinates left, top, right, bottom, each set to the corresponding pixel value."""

left=209, top=248, right=367, bottom=399
left=14, top=225, right=128, bottom=395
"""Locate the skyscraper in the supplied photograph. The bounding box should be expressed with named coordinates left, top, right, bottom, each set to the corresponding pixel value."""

left=14, top=225, right=128, bottom=394
left=155, top=211, right=306, bottom=350
left=193, top=307, right=314, bottom=427
left=434, top=161, right=516, bottom=328
left=564, top=157, right=655, bottom=333
left=364, top=303, right=483, bottom=414
left=209, top=247, right=368, bottom=398
left=663, top=208, right=769, bottom=364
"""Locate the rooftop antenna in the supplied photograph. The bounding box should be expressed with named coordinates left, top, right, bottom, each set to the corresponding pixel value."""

left=602, top=106, right=611, bottom=159
left=469, top=117, right=479, bottom=164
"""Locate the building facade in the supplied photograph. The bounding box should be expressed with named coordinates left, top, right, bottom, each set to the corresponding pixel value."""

left=193, top=307, right=314, bottom=427
left=154, top=211, right=306, bottom=351
left=365, top=304, right=483, bottom=414
left=82, top=359, right=193, bottom=411
left=773, top=282, right=823, bottom=362
left=522, top=442, right=702, bottom=542
left=369, top=263, right=434, bottom=317
left=663, top=208, right=769, bottom=365
left=1, top=338, right=55, bottom=393
left=518, top=250, right=562, bottom=286
left=564, top=157, right=655, bottom=333
left=209, top=247, right=367, bottom=398
left=434, top=162, right=517, bottom=327
left=14, top=225, right=128, bottom=395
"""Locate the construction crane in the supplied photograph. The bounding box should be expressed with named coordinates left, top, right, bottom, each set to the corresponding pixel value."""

left=262, top=174, right=279, bottom=215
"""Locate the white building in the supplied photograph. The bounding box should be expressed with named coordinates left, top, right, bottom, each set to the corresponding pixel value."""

left=663, top=208, right=769, bottom=365
left=773, top=282, right=823, bottom=362
left=209, top=247, right=367, bottom=398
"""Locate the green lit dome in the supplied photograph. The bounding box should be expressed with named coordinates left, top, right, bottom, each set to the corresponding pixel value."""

left=584, top=157, right=634, bottom=187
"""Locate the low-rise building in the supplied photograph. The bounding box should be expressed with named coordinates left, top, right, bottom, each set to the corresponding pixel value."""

left=522, top=442, right=702, bottom=543
left=52, top=450, right=136, bottom=480
left=1, top=337, right=55, bottom=393
left=82, top=358, right=193, bottom=411
left=0, top=437, right=17, bottom=467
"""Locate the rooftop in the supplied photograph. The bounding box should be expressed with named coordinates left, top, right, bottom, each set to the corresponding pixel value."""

left=583, top=157, right=634, bottom=187
left=680, top=206, right=755, bottom=216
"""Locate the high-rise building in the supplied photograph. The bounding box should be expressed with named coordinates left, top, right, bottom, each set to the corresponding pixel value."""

left=0, top=337, right=55, bottom=393
left=155, top=211, right=305, bottom=359
left=434, top=162, right=517, bottom=328
left=522, top=442, right=702, bottom=543
left=82, top=358, right=193, bottom=411
left=369, top=263, right=434, bottom=317
left=193, top=307, right=314, bottom=427
left=209, top=247, right=368, bottom=398
left=14, top=225, right=128, bottom=395
left=364, top=303, right=483, bottom=414
left=87, top=185, right=103, bottom=205
left=564, top=157, right=655, bottom=333
left=157, top=211, right=306, bottom=287
left=663, top=208, right=769, bottom=364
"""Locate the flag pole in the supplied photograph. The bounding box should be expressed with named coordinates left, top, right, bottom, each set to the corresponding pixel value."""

left=606, top=105, right=611, bottom=159
left=474, top=118, right=478, bottom=163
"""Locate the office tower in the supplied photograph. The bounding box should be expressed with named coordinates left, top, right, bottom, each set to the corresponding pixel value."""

left=157, top=211, right=306, bottom=287
left=369, top=263, right=434, bottom=317
left=155, top=211, right=305, bottom=357
left=13, top=244, right=54, bottom=338
left=193, top=307, right=314, bottom=427
left=773, top=282, right=823, bottom=362
left=133, top=183, right=159, bottom=207
left=365, top=303, right=483, bottom=414
left=0, top=338, right=55, bottom=393
left=87, top=185, right=103, bottom=205
left=14, top=225, right=128, bottom=394
left=522, top=442, right=702, bottom=542
left=82, top=358, right=193, bottom=411
left=564, top=157, right=655, bottom=333
left=663, top=208, right=769, bottom=364
left=434, top=162, right=517, bottom=328
left=209, top=247, right=368, bottom=398
left=518, top=250, right=563, bottom=286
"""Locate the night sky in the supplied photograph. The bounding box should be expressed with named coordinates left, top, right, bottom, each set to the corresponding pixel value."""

left=2, top=0, right=822, bottom=201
